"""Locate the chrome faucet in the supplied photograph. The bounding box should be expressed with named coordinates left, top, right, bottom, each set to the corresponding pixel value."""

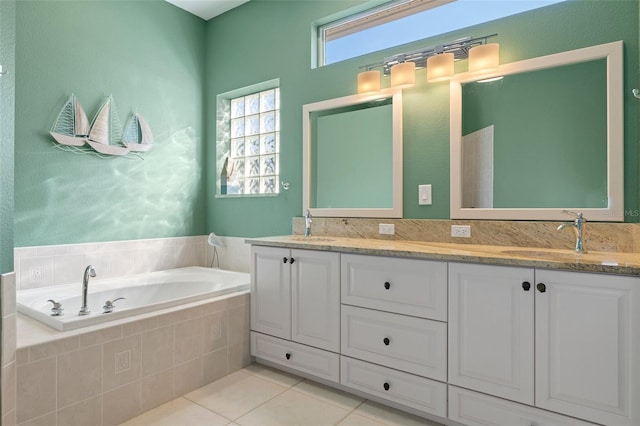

left=557, top=210, right=587, bottom=253
left=79, top=265, right=96, bottom=316
left=304, top=209, right=312, bottom=237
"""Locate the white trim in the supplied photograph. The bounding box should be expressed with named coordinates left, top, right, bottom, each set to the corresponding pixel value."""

left=450, top=41, right=624, bottom=222
left=302, top=89, right=403, bottom=218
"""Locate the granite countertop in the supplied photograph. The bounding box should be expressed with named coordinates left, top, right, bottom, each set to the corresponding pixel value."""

left=245, top=235, right=640, bottom=276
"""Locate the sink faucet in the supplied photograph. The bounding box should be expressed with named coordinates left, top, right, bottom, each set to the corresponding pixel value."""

left=557, top=210, right=587, bottom=253
left=79, top=265, right=96, bottom=316
left=305, top=209, right=312, bottom=237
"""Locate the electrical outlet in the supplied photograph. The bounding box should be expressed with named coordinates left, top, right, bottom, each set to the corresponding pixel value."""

left=30, top=266, right=43, bottom=282
left=379, top=223, right=395, bottom=235
left=451, top=225, right=471, bottom=238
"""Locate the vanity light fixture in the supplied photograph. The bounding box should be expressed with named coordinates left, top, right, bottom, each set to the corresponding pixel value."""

left=355, top=34, right=498, bottom=91
left=468, top=42, right=500, bottom=73
left=426, top=52, right=455, bottom=82
left=390, top=61, right=416, bottom=88
left=357, top=70, right=381, bottom=94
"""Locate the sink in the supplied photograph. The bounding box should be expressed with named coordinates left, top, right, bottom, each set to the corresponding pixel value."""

left=500, top=249, right=584, bottom=262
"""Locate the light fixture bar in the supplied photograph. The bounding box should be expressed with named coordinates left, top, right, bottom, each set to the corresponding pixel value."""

left=360, top=33, right=497, bottom=75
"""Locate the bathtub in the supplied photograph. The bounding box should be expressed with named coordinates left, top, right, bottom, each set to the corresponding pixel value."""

left=17, top=266, right=250, bottom=331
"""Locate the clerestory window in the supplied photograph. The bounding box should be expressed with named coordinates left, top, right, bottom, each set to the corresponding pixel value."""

left=318, top=0, right=565, bottom=66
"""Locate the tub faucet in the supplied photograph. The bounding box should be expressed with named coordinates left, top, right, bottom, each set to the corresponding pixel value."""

left=557, top=210, right=587, bottom=253
left=79, top=265, right=96, bottom=316
left=305, top=209, right=312, bottom=237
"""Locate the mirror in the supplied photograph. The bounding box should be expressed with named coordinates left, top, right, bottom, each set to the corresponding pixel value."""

left=303, top=89, right=403, bottom=217
left=450, top=41, right=623, bottom=221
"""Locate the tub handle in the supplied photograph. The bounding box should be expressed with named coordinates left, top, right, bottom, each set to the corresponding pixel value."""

left=47, top=299, right=64, bottom=317
left=103, top=297, right=126, bottom=314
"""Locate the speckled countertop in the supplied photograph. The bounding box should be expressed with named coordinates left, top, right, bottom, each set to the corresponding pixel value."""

left=246, top=235, right=640, bottom=276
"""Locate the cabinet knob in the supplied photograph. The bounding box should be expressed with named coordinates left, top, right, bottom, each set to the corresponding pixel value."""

left=537, top=283, right=547, bottom=293
left=383, top=337, right=390, bottom=346
left=522, top=281, right=531, bottom=291
left=285, top=352, right=291, bottom=360
left=384, top=281, right=391, bottom=290
left=283, top=257, right=288, bottom=263
left=383, top=382, right=390, bottom=391
left=289, top=257, right=295, bottom=264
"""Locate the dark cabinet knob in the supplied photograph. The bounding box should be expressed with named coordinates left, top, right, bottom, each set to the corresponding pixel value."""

left=383, top=382, right=390, bottom=391
left=383, top=337, right=390, bottom=346
left=537, top=283, right=546, bottom=293
left=522, top=281, right=531, bottom=291
left=285, top=353, right=291, bottom=360
left=283, top=257, right=288, bottom=263
left=384, top=281, right=391, bottom=290
left=289, top=257, right=295, bottom=264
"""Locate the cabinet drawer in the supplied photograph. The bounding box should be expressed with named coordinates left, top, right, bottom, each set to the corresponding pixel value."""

left=341, top=356, right=446, bottom=418
left=251, top=332, right=339, bottom=383
left=341, top=254, right=447, bottom=320
left=448, top=386, right=597, bottom=426
left=341, top=305, right=446, bottom=381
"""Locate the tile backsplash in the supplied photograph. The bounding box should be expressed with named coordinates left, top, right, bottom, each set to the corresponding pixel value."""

left=14, top=235, right=253, bottom=292
left=14, top=236, right=208, bottom=291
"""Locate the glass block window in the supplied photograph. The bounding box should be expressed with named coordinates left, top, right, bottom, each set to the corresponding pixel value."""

left=217, top=82, right=280, bottom=196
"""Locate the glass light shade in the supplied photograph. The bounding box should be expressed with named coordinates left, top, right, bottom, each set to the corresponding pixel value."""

left=427, top=53, right=454, bottom=82
left=390, top=62, right=416, bottom=88
left=357, top=70, right=381, bottom=94
left=468, top=43, right=500, bottom=73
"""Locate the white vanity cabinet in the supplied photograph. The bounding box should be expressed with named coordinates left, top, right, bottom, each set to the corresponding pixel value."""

left=250, top=246, right=341, bottom=381
left=449, top=262, right=640, bottom=426
left=340, top=254, right=448, bottom=418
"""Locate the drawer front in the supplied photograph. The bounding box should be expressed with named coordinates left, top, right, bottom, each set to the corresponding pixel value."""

left=341, top=356, right=446, bottom=418
left=341, top=254, right=447, bottom=320
left=341, top=305, right=447, bottom=381
left=448, top=386, right=597, bottom=426
left=251, top=332, right=339, bottom=383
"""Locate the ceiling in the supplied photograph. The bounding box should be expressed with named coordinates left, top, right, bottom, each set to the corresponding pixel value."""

left=164, top=0, right=250, bottom=20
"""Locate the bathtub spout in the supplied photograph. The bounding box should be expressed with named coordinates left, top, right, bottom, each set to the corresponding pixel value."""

left=79, top=265, right=96, bottom=316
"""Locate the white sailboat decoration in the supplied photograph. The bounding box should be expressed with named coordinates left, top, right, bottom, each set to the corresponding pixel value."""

left=49, top=94, right=90, bottom=146
left=85, top=95, right=131, bottom=156
left=122, top=113, right=154, bottom=152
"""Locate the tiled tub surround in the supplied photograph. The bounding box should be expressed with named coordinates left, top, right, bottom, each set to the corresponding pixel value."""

left=16, top=291, right=251, bottom=426
left=293, top=217, right=640, bottom=253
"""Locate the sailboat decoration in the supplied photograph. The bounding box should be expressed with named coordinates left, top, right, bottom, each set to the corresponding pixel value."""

left=85, top=95, right=131, bottom=156
left=122, top=113, right=154, bottom=152
left=49, top=94, right=90, bottom=146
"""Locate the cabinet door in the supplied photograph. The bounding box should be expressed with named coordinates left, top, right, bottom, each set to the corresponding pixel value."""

left=535, top=270, right=640, bottom=426
left=449, top=263, right=535, bottom=405
left=291, top=249, right=340, bottom=352
left=250, top=246, right=291, bottom=339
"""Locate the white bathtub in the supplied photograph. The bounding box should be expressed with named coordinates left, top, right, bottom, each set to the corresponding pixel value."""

left=17, top=266, right=250, bottom=331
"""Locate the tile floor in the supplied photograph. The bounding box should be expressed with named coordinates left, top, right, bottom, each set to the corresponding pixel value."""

left=120, top=363, right=444, bottom=426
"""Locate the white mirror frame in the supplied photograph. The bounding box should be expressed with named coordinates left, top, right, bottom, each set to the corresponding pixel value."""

left=302, top=89, right=403, bottom=218
left=450, top=41, right=624, bottom=222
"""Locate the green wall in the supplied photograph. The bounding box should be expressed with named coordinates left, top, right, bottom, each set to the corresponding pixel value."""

left=206, top=0, right=639, bottom=237
left=14, top=0, right=206, bottom=247
left=0, top=0, right=15, bottom=273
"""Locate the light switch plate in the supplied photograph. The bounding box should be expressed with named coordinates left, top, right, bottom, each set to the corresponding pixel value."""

left=419, top=184, right=432, bottom=205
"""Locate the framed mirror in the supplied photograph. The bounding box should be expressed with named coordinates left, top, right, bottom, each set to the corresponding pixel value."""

left=450, top=41, right=623, bottom=221
left=303, top=89, right=403, bottom=217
